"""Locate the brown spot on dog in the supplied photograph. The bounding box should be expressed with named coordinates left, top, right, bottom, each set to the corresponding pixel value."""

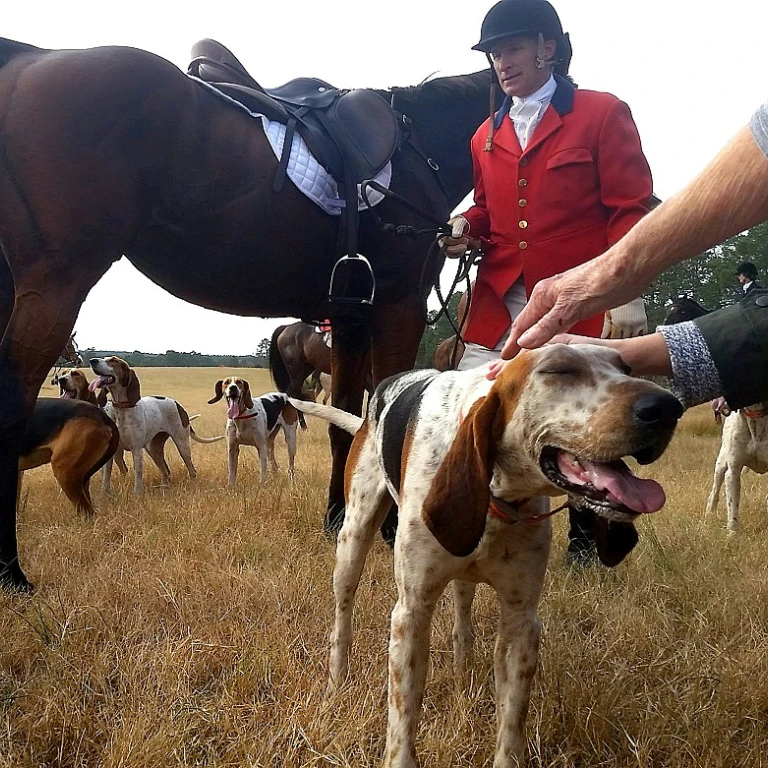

left=344, top=420, right=369, bottom=500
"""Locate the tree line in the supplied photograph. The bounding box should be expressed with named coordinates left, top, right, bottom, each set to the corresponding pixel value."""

left=78, top=346, right=272, bottom=368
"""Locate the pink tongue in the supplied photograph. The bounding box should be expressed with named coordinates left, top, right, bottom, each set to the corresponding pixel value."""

left=557, top=454, right=666, bottom=514
left=60, top=390, right=76, bottom=399
left=88, top=376, right=111, bottom=392
left=227, top=400, right=240, bottom=419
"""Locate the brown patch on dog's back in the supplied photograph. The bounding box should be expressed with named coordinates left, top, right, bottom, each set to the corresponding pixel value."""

left=344, top=419, right=370, bottom=500
left=281, top=402, right=298, bottom=425
left=399, top=422, right=417, bottom=491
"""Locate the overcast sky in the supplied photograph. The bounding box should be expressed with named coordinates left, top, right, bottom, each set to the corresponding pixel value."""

left=6, top=1, right=767, bottom=354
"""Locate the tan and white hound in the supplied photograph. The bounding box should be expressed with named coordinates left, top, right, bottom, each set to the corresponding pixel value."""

left=706, top=403, right=768, bottom=533
left=20, top=399, right=118, bottom=516
left=295, top=344, right=682, bottom=768
left=208, top=377, right=306, bottom=486
left=89, top=357, right=224, bottom=494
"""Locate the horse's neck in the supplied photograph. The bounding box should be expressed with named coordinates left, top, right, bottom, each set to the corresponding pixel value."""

left=389, top=72, right=491, bottom=209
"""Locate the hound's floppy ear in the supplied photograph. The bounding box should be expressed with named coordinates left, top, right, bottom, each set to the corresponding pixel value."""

left=113, top=359, right=130, bottom=388
left=208, top=380, right=224, bottom=404
left=125, top=370, right=141, bottom=407
left=242, top=380, right=254, bottom=409
left=595, top=518, right=638, bottom=567
left=96, top=388, right=108, bottom=408
left=421, top=390, right=501, bottom=557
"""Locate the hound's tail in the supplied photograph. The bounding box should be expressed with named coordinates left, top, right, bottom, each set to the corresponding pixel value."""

left=189, top=425, right=225, bottom=443
left=287, top=398, right=363, bottom=435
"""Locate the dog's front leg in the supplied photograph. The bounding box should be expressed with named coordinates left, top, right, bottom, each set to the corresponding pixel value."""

left=227, top=441, right=240, bottom=488
left=132, top=449, right=144, bottom=495
left=102, top=457, right=114, bottom=493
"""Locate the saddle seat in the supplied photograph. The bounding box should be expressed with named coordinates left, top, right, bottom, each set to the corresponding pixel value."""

left=189, top=38, right=398, bottom=184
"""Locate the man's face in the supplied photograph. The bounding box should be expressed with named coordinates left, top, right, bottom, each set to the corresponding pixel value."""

left=737, top=273, right=749, bottom=285
left=489, top=35, right=556, bottom=98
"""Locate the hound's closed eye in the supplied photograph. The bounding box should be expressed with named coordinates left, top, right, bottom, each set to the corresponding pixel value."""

left=541, top=367, right=580, bottom=377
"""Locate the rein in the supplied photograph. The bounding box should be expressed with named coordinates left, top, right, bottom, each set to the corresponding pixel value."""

left=360, top=178, right=482, bottom=334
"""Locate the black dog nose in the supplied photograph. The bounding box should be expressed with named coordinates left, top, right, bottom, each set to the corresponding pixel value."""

left=632, top=392, right=683, bottom=427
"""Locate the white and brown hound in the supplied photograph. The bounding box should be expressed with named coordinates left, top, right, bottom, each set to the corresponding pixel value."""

left=89, top=357, right=224, bottom=494
left=58, top=367, right=131, bottom=475
left=294, top=344, right=682, bottom=768
left=706, top=403, right=768, bottom=533
left=208, top=377, right=306, bottom=485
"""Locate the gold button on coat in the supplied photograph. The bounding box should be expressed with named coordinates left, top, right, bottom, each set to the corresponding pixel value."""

left=519, top=178, right=528, bottom=187
left=518, top=198, right=527, bottom=207
left=519, top=157, right=528, bottom=166
left=519, top=241, right=528, bottom=249
left=519, top=220, right=528, bottom=228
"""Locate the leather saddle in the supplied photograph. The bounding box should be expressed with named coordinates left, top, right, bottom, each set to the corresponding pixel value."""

left=189, top=39, right=398, bottom=193
left=189, top=39, right=401, bottom=306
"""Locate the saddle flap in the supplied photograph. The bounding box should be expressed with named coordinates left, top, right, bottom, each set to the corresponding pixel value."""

left=328, top=90, right=399, bottom=181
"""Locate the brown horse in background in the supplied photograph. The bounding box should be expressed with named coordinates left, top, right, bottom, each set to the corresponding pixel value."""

left=0, top=36, right=492, bottom=589
left=269, top=322, right=332, bottom=399
left=270, top=321, right=373, bottom=399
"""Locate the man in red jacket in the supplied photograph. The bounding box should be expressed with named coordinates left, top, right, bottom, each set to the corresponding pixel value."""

left=443, top=0, right=653, bottom=565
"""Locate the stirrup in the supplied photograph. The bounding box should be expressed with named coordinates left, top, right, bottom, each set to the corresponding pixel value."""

left=328, top=254, right=375, bottom=305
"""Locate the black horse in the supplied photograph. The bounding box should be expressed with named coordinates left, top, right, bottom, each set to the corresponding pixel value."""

left=662, top=295, right=711, bottom=325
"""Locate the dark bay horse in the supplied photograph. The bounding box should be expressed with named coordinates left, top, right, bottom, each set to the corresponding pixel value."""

left=269, top=321, right=374, bottom=399
left=269, top=322, right=332, bottom=399
left=0, top=37, right=492, bottom=589
left=662, top=296, right=711, bottom=325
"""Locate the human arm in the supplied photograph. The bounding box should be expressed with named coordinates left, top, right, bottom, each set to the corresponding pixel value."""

left=499, top=111, right=768, bottom=354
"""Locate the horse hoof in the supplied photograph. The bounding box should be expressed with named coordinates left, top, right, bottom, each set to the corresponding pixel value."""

left=0, top=565, right=34, bottom=593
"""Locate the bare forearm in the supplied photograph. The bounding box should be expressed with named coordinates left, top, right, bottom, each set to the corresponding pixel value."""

left=603, top=126, right=768, bottom=289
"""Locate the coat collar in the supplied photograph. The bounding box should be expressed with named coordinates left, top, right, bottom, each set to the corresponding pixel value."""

left=490, top=75, right=575, bottom=156
left=493, top=74, right=575, bottom=130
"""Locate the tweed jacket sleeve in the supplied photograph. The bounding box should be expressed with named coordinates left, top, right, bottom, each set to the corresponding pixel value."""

left=750, top=99, right=768, bottom=158
left=691, top=290, right=768, bottom=410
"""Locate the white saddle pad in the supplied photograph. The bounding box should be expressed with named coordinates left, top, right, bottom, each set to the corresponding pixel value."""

left=190, top=76, right=391, bottom=216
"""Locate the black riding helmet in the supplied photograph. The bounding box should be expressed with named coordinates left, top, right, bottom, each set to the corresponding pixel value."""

left=473, top=0, right=565, bottom=55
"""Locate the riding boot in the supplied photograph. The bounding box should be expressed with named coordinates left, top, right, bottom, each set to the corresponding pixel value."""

left=565, top=503, right=598, bottom=566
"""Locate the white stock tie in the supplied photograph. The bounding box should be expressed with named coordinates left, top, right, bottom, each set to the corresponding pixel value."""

left=509, top=97, right=543, bottom=150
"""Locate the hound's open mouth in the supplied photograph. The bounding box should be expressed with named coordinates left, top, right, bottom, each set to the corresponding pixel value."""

left=226, top=396, right=241, bottom=419
left=540, top=446, right=666, bottom=515
left=59, top=384, right=76, bottom=399
left=88, top=375, right=115, bottom=391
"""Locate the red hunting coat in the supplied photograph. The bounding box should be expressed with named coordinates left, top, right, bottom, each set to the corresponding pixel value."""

left=461, top=75, right=653, bottom=348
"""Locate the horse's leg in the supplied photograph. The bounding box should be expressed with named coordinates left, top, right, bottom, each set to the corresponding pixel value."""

left=370, top=297, right=426, bottom=545
left=0, top=245, right=112, bottom=589
left=326, top=316, right=371, bottom=535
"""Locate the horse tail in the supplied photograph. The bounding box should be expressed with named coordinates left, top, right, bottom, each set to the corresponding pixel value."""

left=269, top=325, right=291, bottom=392
left=0, top=39, right=43, bottom=71
left=287, top=398, right=363, bottom=435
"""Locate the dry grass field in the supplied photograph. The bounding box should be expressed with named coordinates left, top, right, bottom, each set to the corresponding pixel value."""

left=2, top=367, right=768, bottom=767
